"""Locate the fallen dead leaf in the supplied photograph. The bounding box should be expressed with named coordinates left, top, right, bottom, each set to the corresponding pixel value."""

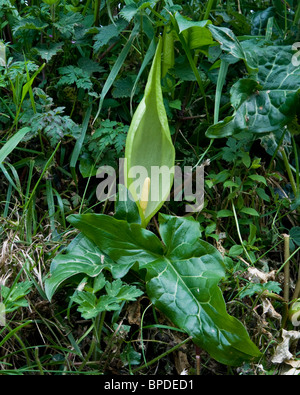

left=247, top=267, right=276, bottom=283
left=271, top=329, right=300, bottom=364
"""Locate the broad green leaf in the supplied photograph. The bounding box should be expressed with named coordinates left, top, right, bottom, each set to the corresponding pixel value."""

left=114, top=184, right=141, bottom=225
left=208, top=25, right=257, bottom=73
left=251, top=6, right=275, bottom=35
left=125, top=38, right=175, bottom=227
left=174, top=13, right=214, bottom=49
left=42, top=0, right=60, bottom=5
left=229, top=245, right=244, bottom=256
left=248, top=174, right=267, bottom=185
left=240, top=207, right=260, bottom=216
left=67, top=214, right=163, bottom=267
left=162, top=25, right=175, bottom=78
left=45, top=234, right=110, bottom=301
left=217, top=209, right=234, bottom=218
left=67, top=212, right=261, bottom=366
left=290, top=227, right=300, bottom=247
left=206, top=45, right=300, bottom=138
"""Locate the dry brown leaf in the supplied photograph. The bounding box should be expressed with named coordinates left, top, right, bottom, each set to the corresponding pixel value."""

left=262, top=298, right=282, bottom=323
left=127, top=299, right=142, bottom=326
left=174, top=350, right=190, bottom=375
left=247, top=267, right=276, bottom=283
left=271, top=329, right=300, bottom=364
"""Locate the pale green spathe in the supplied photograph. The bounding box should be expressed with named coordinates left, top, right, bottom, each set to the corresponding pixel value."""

left=125, top=38, right=175, bottom=227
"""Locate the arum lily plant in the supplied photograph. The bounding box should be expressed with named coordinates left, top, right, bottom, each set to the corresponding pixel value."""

left=45, top=38, right=261, bottom=367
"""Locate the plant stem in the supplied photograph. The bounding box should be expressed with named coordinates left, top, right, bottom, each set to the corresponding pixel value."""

left=277, top=246, right=300, bottom=275
left=203, top=0, right=215, bottom=20
left=292, top=136, right=299, bottom=195
left=283, top=234, right=290, bottom=303
left=267, top=128, right=287, bottom=171
left=170, top=14, right=210, bottom=121
left=93, top=311, right=106, bottom=360
left=35, top=347, right=44, bottom=375
left=131, top=336, right=192, bottom=373
left=195, top=345, right=201, bottom=375
left=294, top=2, right=300, bottom=26
left=94, top=0, right=101, bottom=27
left=293, top=275, right=300, bottom=301
left=280, top=147, right=298, bottom=198
left=214, top=59, right=229, bottom=124
left=281, top=233, right=290, bottom=328
left=231, top=201, right=253, bottom=264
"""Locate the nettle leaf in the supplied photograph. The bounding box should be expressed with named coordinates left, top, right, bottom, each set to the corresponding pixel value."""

left=34, top=42, right=64, bottom=63
left=67, top=212, right=261, bottom=366
left=206, top=45, right=300, bottom=138
left=57, top=66, right=93, bottom=91
left=53, top=12, right=84, bottom=38
left=13, top=17, right=48, bottom=33
left=93, top=19, right=127, bottom=52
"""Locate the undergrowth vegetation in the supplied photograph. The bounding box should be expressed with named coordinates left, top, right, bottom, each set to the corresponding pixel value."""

left=0, top=0, right=300, bottom=375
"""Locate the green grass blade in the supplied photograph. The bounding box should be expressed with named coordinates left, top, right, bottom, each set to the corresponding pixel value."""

left=0, top=127, right=30, bottom=165
left=70, top=104, right=92, bottom=181
left=214, top=59, right=229, bottom=124
left=93, top=24, right=139, bottom=124
left=46, top=179, right=56, bottom=237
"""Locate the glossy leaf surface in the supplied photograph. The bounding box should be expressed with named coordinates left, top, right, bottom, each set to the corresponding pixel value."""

left=66, top=212, right=261, bottom=366
left=206, top=30, right=300, bottom=138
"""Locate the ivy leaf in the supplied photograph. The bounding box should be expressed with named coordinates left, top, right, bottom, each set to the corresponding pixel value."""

left=72, top=292, right=99, bottom=319
left=120, top=1, right=158, bottom=22
left=77, top=57, right=105, bottom=76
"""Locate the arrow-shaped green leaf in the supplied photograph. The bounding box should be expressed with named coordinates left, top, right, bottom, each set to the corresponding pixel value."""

left=66, top=212, right=261, bottom=366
